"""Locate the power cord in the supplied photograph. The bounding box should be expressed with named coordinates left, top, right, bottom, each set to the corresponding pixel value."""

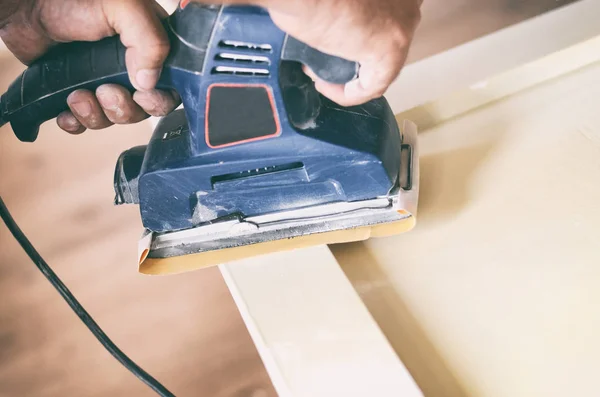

left=0, top=196, right=175, bottom=397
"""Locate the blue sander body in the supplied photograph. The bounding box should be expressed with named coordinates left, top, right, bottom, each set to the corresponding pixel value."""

left=0, top=4, right=419, bottom=274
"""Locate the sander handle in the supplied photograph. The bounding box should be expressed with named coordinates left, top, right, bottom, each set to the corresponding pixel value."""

left=1, top=35, right=135, bottom=142
left=0, top=4, right=359, bottom=143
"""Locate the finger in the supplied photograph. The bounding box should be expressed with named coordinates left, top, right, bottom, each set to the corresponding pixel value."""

left=105, top=0, right=171, bottom=91
left=343, top=50, right=407, bottom=106
left=96, top=84, right=149, bottom=124
left=313, top=53, right=402, bottom=107
left=133, top=89, right=182, bottom=117
left=57, top=111, right=87, bottom=135
left=302, top=65, right=318, bottom=81
left=66, top=90, right=113, bottom=130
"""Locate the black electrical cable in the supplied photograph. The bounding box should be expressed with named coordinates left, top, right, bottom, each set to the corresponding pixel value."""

left=0, top=97, right=7, bottom=129
left=0, top=196, right=175, bottom=397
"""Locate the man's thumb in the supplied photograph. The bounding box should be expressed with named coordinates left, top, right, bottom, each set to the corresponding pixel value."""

left=104, top=0, right=170, bottom=91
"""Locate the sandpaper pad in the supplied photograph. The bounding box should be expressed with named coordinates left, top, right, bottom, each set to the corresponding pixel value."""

left=137, top=216, right=416, bottom=276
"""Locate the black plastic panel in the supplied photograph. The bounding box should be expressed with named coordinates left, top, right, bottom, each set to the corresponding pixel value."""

left=206, top=85, right=279, bottom=147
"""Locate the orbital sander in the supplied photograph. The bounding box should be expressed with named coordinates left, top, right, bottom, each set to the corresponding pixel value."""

left=1, top=3, right=419, bottom=276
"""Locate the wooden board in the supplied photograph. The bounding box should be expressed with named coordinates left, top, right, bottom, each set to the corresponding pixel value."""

left=388, top=0, right=600, bottom=113
left=334, top=32, right=600, bottom=397
left=221, top=247, right=423, bottom=397
left=219, top=3, right=600, bottom=397
left=408, top=0, right=580, bottom=63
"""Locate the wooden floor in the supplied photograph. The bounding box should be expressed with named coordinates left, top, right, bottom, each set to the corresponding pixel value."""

left=0, top=1, right=577, bottom=396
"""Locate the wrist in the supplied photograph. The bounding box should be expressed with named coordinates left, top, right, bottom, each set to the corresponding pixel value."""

left=0, top=0, right=50, bottom=65
left=0, top=0, right=30, bottom=28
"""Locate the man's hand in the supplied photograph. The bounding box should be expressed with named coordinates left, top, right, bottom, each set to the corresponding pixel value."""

left=204, top=0, right=422, bottom=106
left=0, top=0, right=181, bottom=134
left=0, top=0, right=422, bottom=135
left=263, top=0, right=423, bottom=107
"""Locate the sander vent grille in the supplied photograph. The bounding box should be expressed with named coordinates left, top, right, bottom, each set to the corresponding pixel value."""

left=213, top=40, right=273, bottom=77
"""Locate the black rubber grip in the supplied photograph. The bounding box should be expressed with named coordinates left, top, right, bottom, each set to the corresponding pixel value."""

left=282, top=36, right=359, bottom=85
left=0, top=37, right=135, bottom=142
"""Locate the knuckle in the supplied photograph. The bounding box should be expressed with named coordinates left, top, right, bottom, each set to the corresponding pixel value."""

left=390, top=25, right=412, bottom=49
left=371, top=87, right=387, bottom=98
left=389, top=10, right=421, bottom=47
left=143, top=40, right=170, bottom=64
left=409, top=4, right=423, bottom=25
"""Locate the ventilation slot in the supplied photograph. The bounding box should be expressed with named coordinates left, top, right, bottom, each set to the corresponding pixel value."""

left=215, top=53, right=270, bottom=65
left=218, top=40, right=272, bottom=52
left=211, top=163, right=305, bottom=186
left=212, top=66, right=270, bottom=77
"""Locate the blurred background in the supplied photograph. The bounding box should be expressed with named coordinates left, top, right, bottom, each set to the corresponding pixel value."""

left=0, top=1, right=577, bottom=396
